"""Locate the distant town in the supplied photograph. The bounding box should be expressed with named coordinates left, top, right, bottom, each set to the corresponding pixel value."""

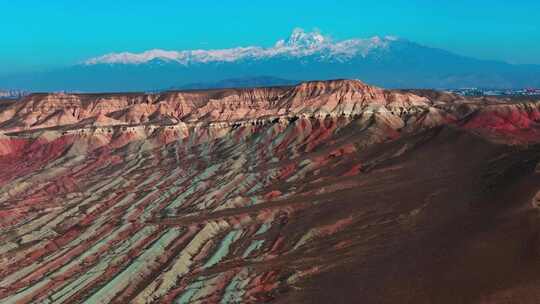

left=0, top=90, right=28, bottom=99
left=448, top=87, right=540, bottom=97
left=2, top=87, right=540, bottom=99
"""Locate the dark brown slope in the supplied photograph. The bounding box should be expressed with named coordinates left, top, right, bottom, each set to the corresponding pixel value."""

left=1, top=80, right=540, bottom=303
left=279, top=126, right=540, bottom=304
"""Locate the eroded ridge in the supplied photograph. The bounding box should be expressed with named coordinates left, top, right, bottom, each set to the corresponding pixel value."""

left=1, top=80, right=540, bottom=303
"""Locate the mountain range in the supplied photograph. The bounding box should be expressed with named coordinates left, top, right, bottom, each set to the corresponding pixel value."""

left=171, top=76, right=299, bottom=91
left=2, top=28, right=540, bottom=92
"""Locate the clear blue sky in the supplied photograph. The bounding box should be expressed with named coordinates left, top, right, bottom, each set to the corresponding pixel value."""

left=1, top=0, right=539, bottom=75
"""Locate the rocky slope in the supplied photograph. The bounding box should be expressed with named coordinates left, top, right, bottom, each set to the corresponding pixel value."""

left=0, top=80, right=426, bottom=131
left=1, top=79, right=540, bottom=303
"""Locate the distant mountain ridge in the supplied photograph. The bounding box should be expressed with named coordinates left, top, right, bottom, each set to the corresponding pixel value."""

left=172, top=76, right=299, bottom=90
left=2, top=28, right=540, bottom=92
left=84, top=28, right=397, bottom=65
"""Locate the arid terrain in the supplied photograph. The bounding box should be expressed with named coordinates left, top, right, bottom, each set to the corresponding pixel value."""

left=1, top=79, right=540, bottom=303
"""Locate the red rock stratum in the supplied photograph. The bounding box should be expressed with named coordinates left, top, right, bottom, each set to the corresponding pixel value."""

left=1, top=80, right=540, bottom=303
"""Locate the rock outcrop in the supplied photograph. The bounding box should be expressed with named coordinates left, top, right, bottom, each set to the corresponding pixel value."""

left=0, top=80, right=433, bottom=132
left=1, top=79, right=540, bottom=303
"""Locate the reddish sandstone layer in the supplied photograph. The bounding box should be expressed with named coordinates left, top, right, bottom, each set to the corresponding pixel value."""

left=0, top=80, right=431, bottom=132
left=1, top=80, right=540, bottom=303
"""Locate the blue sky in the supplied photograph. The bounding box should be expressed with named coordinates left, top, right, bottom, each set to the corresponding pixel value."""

left=1, top=0, right=539, bottom=75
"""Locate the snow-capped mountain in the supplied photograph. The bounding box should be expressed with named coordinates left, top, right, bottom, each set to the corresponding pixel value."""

left=2, top=28, right=540, bottom=92
left=84, top=28, right=397, bottom=65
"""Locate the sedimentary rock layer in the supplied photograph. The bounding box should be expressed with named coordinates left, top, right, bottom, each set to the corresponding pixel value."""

left=1, top=80, right=540, bottom=303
